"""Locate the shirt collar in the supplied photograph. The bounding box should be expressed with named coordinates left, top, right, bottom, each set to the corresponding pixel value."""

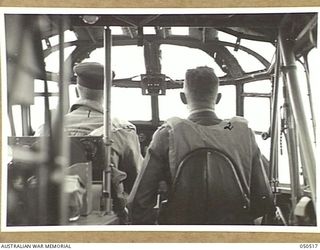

left=70, top=99, right=103, bottom=113
left=188, top=108, right=220, bottom=121
left=189, top=108, right=215, bottom=116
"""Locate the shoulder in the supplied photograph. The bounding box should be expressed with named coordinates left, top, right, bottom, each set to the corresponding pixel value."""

left=152, top=117, right=191, bottom=140
left=149, top=119, right=181, bottom=148
left=164, top=116, right=187, bottom=128
left=112, top=117, right=137, bottom=132
left=226, top=117, right=258, bottom=146
left=229, top=116, right=249, bottom=125
left=89, top=126, right=104, bottom=136
left=89, top=118, right=137, bottom=136
left=69, top=100, right=87, bottom=112
left=222, top=116, right=250, bottom=130
left=111, top=119, right=139, bottom=147
left=147, top=124, right=170, bottom=154
left=154, top=117, right=184, bottom=135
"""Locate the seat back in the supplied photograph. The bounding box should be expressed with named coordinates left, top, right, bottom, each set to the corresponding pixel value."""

left=7, top=136, right=104, bottom=225
left=69, top=136, right=105, bottom=181
left=8, top=136, right=105, bottom=180
left=159, top=147, right=251, bottom=225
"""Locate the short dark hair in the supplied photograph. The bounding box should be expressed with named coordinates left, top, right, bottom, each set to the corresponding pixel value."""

left=185, top=66, right=219, bottom=104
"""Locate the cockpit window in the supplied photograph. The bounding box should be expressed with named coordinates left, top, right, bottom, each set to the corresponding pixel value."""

left=218, top=31, right=276, bottom=72
left=30, top=80, right=59, bottom=133
left=226, top=47, right=266, bottom=72
left=84, top=46, right=145, bottom=79
left=160, top=44, right=225, bottom=80
left=238, top=38, right=276, bottom=63
left=243, top=85, right=271, bottom=161
left=110, top=26, right=123, bottom=35
left=170, top=27, right=189, bottom=36
left=44, top=45, right=76, bottom=73
left=42, top=30, right=77, bottom=50
left=244, top=80, right=272, bottom=93
left=34, top=79, right=58, bottom=93
left=111, top=87, right=151, bottom=121
left=244, top=97, right=270, bottom=133
left=215, top=85, right=236, bottom=119
left=159, top=89, right=189, bottom=120
left=159, top=85, right=236, bottom=121
left=143, top=27, right=156, bottom=35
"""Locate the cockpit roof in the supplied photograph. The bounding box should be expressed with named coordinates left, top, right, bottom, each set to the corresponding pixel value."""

left=17, top=13, right=316, bottom=43
left=4, top=12, right=317, bottom=87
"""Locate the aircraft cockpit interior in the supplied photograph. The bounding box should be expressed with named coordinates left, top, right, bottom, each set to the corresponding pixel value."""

left=1, top=10, right=318, bottom=228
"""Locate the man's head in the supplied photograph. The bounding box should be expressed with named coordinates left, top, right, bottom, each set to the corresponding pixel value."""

left=73, top=62, right=104, bottom=103
left=181, top=66, right=219, bottom=110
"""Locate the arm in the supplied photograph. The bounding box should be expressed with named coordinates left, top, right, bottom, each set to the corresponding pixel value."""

left=112, top=129, right=143, bottom=193
left=249, top=130, right=275, bottom=219
left=130, top=126, right=171, bottom=225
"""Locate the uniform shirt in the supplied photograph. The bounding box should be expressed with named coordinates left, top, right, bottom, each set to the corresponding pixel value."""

left=64, top=99, right=104, bottom=136
left=35, top=99, right=103, bottom=136
left=37, top=99, right=142, bottom=203
left=130, top=110, right=274, bottom=225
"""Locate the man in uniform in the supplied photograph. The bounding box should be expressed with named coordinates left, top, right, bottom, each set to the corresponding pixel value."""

left=40, top=61, right=142, bottom=190
left=130, top=66, right=274, bottom=225
left=64, top=62, right=105, bottom=136
left=70, top=62, right=143, bottom=223
left=35, top=61, right=105, bottom=136
left=68, top=62, right=143, bottom=186
left=37, top=62, right=142, bottom=223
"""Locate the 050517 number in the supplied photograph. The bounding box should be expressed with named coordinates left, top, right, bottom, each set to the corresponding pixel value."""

left=300, top=244, right=318, bottom=248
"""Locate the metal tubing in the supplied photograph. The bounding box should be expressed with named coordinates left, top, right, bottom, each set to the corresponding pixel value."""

left=43, top=77, right=52, bottom=136
left=283, top=102, right=300, bottom=224
left=144, top=42, right=161, bottom=125
left=56, top=17, right=69, bottom=225
left=302, top=55, right=316, bottom=145
left=21, top=105, right=30, bottom=136
left=151, top=96, right=160, bottom=126
left=279, top=30, right=316, bottom=207
left=269, top=43, right=280, bottom=183
left=36, top=15, right=52, bottom=225
left=241, top=93, right=271, bottom=98
left=102, top=26, right=113, bottom=214
left=236, top=84, right=244, bottom=116
left=57, top=20, right=65, bottom=134
left=7, top=105, right=16, bottom=136
left=285, top=137, right=300, bottom=223
left=39, top=17, right=69, bottom=226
